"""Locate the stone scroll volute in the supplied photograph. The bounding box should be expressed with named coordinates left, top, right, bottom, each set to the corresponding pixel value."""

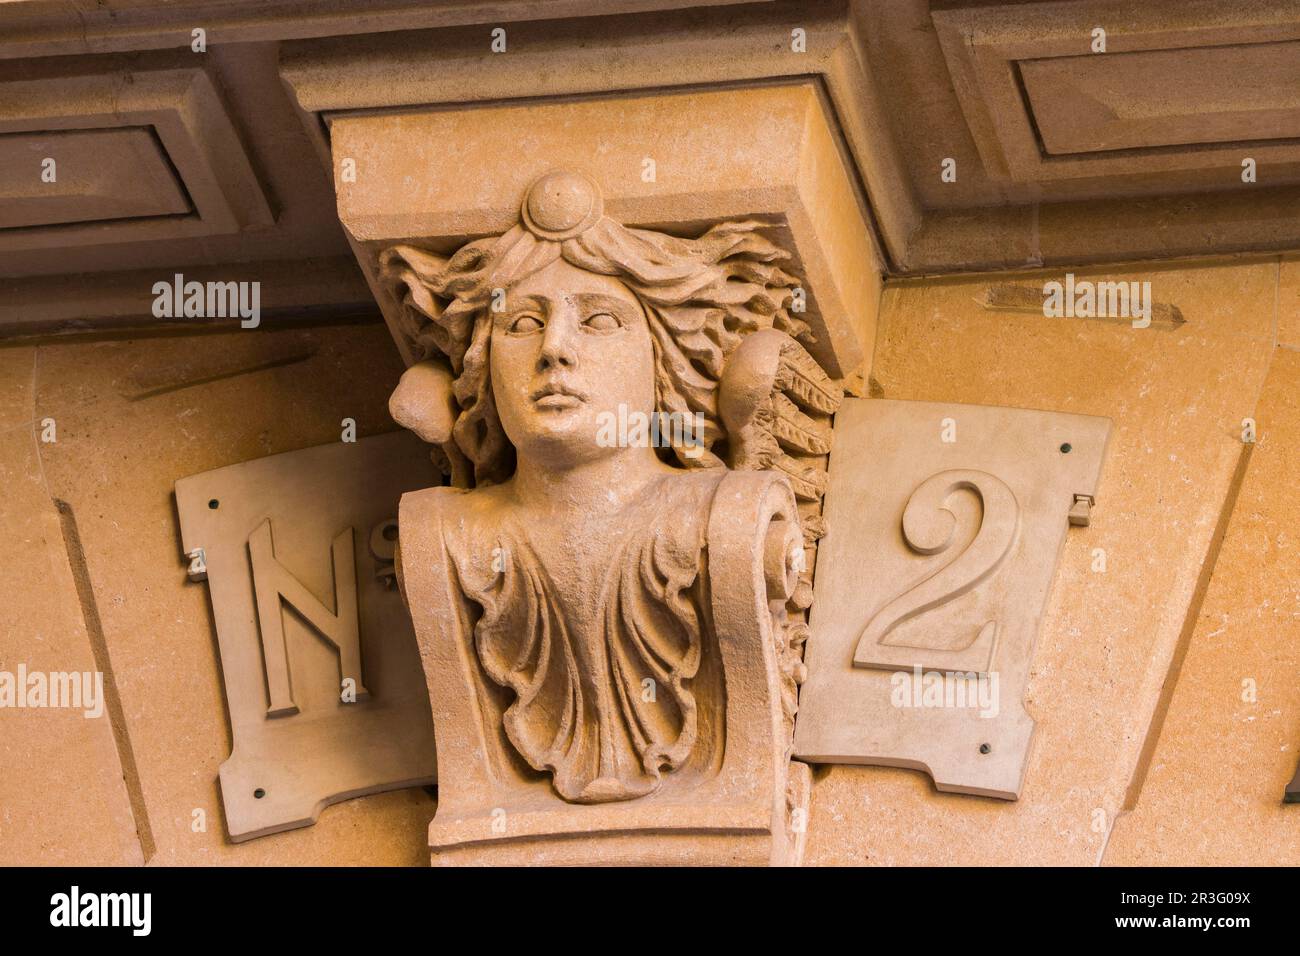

left=380, top=170, right=845, bottom=865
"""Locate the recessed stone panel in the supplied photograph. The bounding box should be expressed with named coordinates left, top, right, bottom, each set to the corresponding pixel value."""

left=1022, top=42, right=1300, bottom=157
left=0, top=126, right=190, bottom=229
left=0, top=54, right=272, bottom=252
left=933, top=2, right=1300, bottom=185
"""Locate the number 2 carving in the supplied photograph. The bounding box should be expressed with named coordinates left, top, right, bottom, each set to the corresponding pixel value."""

left=852, top=469, right=1019, bottom=674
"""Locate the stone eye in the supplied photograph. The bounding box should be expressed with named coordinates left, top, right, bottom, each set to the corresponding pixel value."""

left=583, top=311, right=621, bottom=332
left=508, top=314, right=543, bottom=333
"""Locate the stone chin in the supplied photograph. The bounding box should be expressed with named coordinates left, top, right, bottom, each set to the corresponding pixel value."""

left=501, top=397, right=616, bottom=467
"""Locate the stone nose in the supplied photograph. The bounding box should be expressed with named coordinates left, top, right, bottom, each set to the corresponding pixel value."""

left=537, top=304, right=578, bottom=370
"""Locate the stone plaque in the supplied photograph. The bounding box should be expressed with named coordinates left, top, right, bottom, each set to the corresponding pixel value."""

left=176, top=431, right=437, bottom=842
left=794, top=399, right=1110, bottom=799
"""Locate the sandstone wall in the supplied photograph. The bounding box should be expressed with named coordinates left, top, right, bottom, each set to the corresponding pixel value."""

left=4, top=255, right=1296, bottom=864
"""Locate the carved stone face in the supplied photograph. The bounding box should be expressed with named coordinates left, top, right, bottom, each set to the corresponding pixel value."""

left=386, top=173, right=845, bottom=847
left=489, top=257, right=657, bottom=468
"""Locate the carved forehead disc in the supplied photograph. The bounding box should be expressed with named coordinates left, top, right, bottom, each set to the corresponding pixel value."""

left=521, top=169, right=603, bottom=240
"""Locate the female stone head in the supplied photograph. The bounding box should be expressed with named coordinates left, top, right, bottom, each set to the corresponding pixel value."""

left=381, top=170, right=809, bottom=486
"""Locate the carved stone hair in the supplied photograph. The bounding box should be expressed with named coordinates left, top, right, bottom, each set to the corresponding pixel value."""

left=380, top=171, right=811, bottom=487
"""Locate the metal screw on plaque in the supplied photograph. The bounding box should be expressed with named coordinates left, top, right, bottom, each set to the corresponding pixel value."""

left=1069, top=494, right=1094, bottom=527
left=979, top=743, right=991, bottom=755
left=1059, top=442, right=1072, bottom=454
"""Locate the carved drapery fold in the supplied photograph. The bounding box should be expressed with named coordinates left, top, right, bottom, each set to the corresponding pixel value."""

left=442, top=471, right=724, bottom=804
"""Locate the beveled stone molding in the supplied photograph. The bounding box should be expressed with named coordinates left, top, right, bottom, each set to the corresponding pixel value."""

left=326, top=82, right=879, bottom=382
left=175, top=432, right=437, bottom=842
left=1022, top=44, right=1300, bottom=159
left=933, top=0, right=1300, bottom=186
left=794, top=398, right=1110, bottom=800
left=386, top=170, right=843, bottom=864
left=279, top=0, right=915, bottom=274
left=0, top=127, right=189, bottom=229
left=0, top=52, right=273, bottom=252
left=276, top=0, right=1300, bottom=276
left=0, top=0, right=753, bottom=60
left=0, top=257, right=374, bottom=340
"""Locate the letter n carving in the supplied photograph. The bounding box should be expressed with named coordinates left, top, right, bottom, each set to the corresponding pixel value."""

left=248, top=519, right=368, bottom=717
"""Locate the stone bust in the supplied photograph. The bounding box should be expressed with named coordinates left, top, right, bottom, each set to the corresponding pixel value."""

left=380, top=171, right=841, bottom=837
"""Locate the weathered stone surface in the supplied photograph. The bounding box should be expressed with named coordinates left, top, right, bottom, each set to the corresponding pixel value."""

left=0, top=347, right=143, bottom=866
left=330, top=83, right=880, bottom=381
left=32, top=324, right=436, bottom=864
left=388, top=171, right=835, bottom=864
left=1103, top=347, right=1300, bottom=864
left=805, top=260, right=1275, bottom=865
left=1279, top=255, right=1300, bottom=349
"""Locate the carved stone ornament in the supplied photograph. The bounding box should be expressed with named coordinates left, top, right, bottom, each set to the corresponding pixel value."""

left=382, top=170, right=844, bottom=864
